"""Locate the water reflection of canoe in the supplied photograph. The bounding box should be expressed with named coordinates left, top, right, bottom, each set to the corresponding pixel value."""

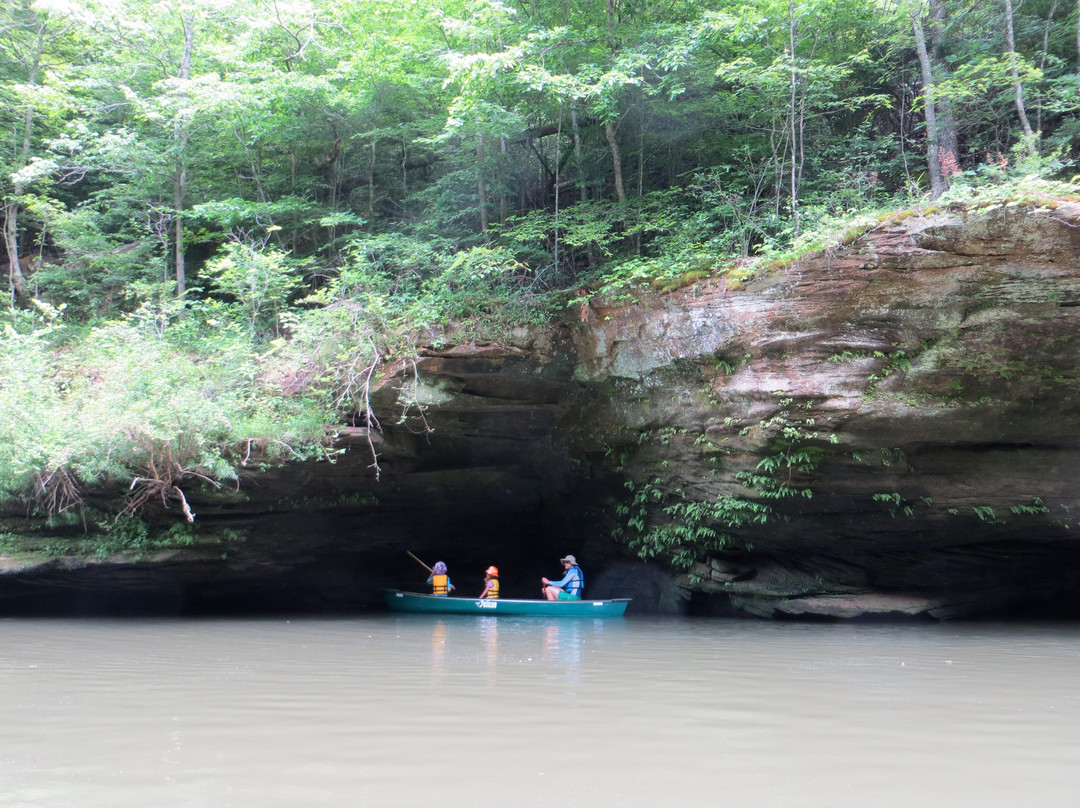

left=384, top=589, right=630, bottom=617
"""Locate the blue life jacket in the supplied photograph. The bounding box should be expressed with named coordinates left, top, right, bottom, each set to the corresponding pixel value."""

left=566, top=566, right=584, bottom=597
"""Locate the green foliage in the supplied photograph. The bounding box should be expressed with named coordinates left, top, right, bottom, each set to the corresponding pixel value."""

left=1010, top=497, right=1050, bottom=517
left=192, top=198, right=318, bottom=234
left=614, top=479, right=772, bottom=568
left=203, top=242, right=302, bottom=336
left=872, top=491, right=914, bottom=518
left=84, top=516, right=197, bottom=560
left=2, top=517, right=221, bottom=562
left=973, top=505, right=1003, bottom=524
left=0, top=319, right=70, bottom=511
left=731, top=395, right=833, bottom=499
left=0, top=301, right=337, bottom=523
left=612, top=393, right=835, bottom=568
left=422, top=244, right=553, bottom=334
left=938, top=169, right=1080, bottom=210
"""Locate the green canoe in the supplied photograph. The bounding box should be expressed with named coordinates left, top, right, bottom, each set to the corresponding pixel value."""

left=384, top=589, right=630, bottom=617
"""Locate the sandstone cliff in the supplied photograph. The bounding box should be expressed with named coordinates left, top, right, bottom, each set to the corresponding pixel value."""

left=567, top=202, right=1080, bottom=617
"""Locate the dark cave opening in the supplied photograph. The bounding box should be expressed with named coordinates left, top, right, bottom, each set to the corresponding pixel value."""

left=0, top=451, right=629, bottom=617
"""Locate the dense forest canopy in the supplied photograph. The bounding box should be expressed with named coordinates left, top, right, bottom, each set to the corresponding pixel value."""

left=1, top=0, right=1078, bottom=538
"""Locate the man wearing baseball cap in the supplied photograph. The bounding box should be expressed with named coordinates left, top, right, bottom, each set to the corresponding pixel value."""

left=541, top=555, right=584, bottom=601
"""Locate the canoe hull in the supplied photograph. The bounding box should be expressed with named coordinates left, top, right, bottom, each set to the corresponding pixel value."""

left=384, top=589, right=630, bottom=617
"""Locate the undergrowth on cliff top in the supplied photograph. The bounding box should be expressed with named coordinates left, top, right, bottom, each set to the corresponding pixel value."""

left=694, top=169, right=1080, bottom=294
left=572, top=169, right=1080, bottom=307
left=0, top=303, right=340, bottom=528
left=577, top=153, right=1079, bottom=304
left=0, top=241, right=554, bottom=528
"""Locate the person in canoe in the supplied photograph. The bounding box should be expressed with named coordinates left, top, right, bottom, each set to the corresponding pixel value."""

left=479, top=566, right=500, bottom=599
left=541, top=555, right=584, bottom=600
left=427, top=561, right=455, bottom=596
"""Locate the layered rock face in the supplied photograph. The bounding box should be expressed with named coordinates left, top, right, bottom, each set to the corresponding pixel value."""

left=3, top=203, right=1080, bottom=618
left=567, top=204, right=1080, bottom=617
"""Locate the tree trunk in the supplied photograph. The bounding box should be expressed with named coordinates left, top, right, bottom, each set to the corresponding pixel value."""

left=3, top=14, right=46, bottom=303
left=499, top=135, right=507, bottom=224
left=173, top=13, right=194, bottom=299
left=928, top=0, right=958, bottom=162
left=787, top=0, right=801, bottom=233
left=571, top=105, right=596, bottom=270
left=553, top=112, right=561, bottom=272
left=1004, top=0, right=1036, bottom=142
left=2, top=202, right=25, bottom=303
left=1036, top=1, right=1060, bottom=133
left=605, top=120, right=626, bottom=204
left=477, top=127, right=488, bottom=235
left=571, top=103, right=588, bottom=204
left=369, top=141, right=376, bottom=218
left=173, top=139, right=187, bottom=298
left=912, top=10, right=947, bottom=198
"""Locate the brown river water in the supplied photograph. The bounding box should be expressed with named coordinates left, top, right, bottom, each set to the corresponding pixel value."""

left=2, top=615, right=1078, bottom=807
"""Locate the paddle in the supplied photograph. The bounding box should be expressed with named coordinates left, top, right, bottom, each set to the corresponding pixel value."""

left=407, top=550, right=433, bottom=574
left=409, top=551, right=457, bottom=595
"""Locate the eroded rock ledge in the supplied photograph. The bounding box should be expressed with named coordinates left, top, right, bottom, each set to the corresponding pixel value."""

left=4, top=203, right=1080, bottom=618
left=566, top=203, right=1080, bottom=618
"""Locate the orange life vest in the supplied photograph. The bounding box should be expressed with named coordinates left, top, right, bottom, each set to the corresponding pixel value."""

left=430, top=573, right=450, bottom=595
left=486, top=578, right=500, bottom=599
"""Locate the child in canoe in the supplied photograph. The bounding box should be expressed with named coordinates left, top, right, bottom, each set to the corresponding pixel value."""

left=427, top=561, right=455, bottom=596
left=478, top=566, right=500, bottom=599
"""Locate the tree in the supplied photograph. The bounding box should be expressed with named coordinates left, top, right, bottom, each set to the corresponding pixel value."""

left=1004, top=0, right=1036, bottom=144
left=203, top=239, right=300, bottom=336
left=172, top=10, right=194, bottom=297
left=928, top=0, right=958, bottom=164
left=0, top=0, right=78, bottom=302
left=912, top=5, right=948, bottom=197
